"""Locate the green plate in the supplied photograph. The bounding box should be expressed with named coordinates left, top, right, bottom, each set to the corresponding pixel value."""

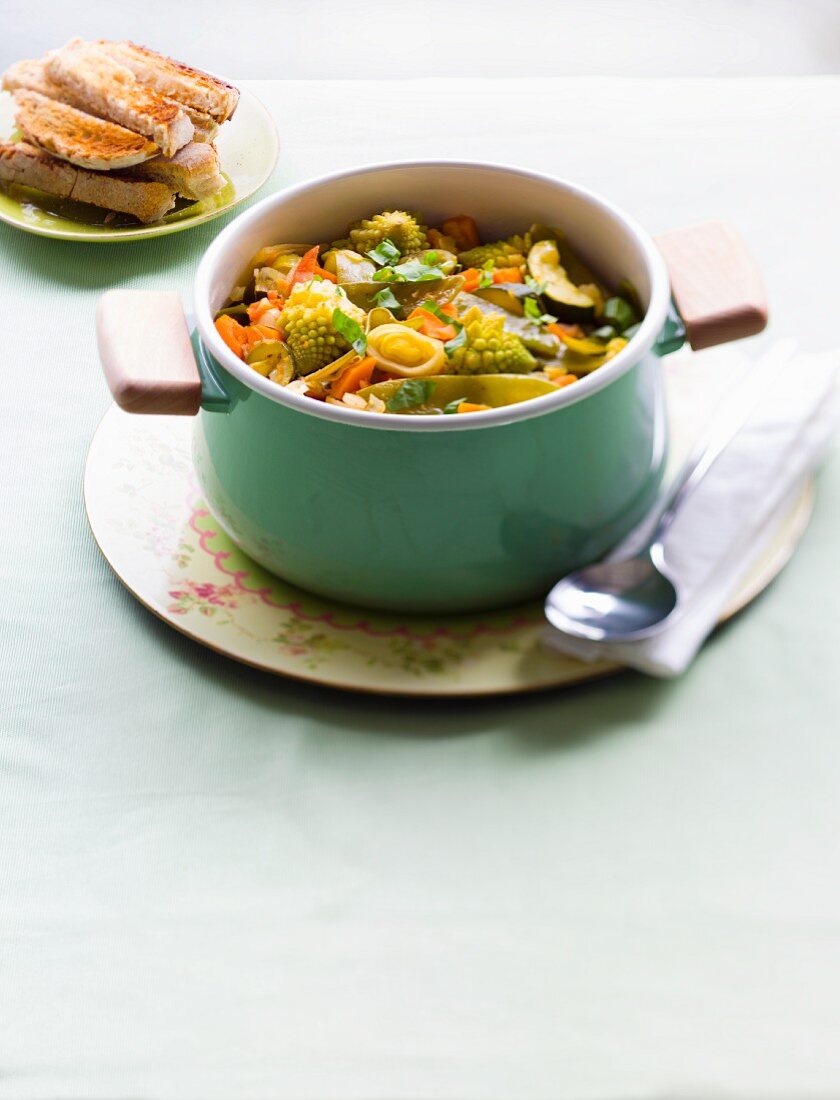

left=0, top=85, right=278, bottom=241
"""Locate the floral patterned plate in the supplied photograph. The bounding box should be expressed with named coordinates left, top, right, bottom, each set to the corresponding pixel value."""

left=84, top=359, right=814, bottom=696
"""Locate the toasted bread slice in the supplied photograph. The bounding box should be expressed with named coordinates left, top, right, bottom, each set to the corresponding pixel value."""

left=98, top=40, right=239, bottom=123
left=180, top=104, right=220, bottom=143
left=125, top=141, right=224, bottom=200
left=0, top=138, right=77, bottom=196
left=0, top=141, right=176, bottom=222
left=3, top=58, right=68, bottom=100
left=14, top=90, right=158, bottom=170
left=4, top=56, right=219, bottom=144
left=46, top=39, right=193, bottom=158
left=3, top=57, right=108, bottom=118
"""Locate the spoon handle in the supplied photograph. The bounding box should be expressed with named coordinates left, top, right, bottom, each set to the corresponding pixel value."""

left=649, top=341, right=793, bottom=552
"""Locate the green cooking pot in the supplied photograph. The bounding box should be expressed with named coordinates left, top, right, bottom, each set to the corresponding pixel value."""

left=97, top=162, right=767, bottom=612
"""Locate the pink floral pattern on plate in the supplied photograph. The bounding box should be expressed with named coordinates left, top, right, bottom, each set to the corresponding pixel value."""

left=83, top=403, right=812, bottom=696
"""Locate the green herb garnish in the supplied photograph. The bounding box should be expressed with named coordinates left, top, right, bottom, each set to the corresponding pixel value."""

left=418, top=299, right=466, bottom=357
left=617, top=278, right=643, bottom=316
left=385, top=379, right=435, bottom=412
left=603, top=296, right=637, bottom=333
left=367, top=239, right=401, bottom=267
left=372, top=286, right=402, bottom=311
left=443, top=397, right=468, bottom=414
left=523, top=297, right=557, bottom=326
left=478, top=260, right=495, bottom=289
left=444, top=326, right=467, bottom=355
left=331, top=308, right=368, bottom=355
left=373, top=257, right=447, bottom=284
left=422, top=250, right=441, bottom=265
left=525, top=274, right=547, bottom=295
left=590, top=325, right=617, bottom=341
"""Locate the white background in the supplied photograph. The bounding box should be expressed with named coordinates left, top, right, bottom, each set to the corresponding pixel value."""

left=1, top=0, right=838, bottom=78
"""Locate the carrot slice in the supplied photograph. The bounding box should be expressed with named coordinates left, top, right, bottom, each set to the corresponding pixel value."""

left=493, top=267, right=523, bottom=284
left=240, top=327, right=267, bottom=355
left=288, top=245, right=321, bottom=291
left=545, top=367, right=579, bottom=386
left=253, top=324, right=280, bottom=340
left=331, top=356, right=376, bottom=399
left=406, top=306, right=457, bottom=342
left=442, top=215, right=480, bottom=251
left=459, top=268, right=481, bottom=293
left=547, top=322, right=584, bottom=339
left=456, top=402, right=491, bottom=413
left=214, top=315, right=247, bottom=359
left=247, top=297, right=283, bottom=323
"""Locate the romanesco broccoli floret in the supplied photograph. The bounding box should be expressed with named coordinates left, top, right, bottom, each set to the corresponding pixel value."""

left=447, top=306, right=537, bottom=375
left=279, top=280, right=365, bottom=375
left=347, top=210, right=428, bottom=256
left=458, top=234, right=531, bottom=270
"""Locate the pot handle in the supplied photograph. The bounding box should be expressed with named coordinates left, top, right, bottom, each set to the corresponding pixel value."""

left=96, top=289, right=203, bottom=415
left=654, top=221, right=768, bottom=351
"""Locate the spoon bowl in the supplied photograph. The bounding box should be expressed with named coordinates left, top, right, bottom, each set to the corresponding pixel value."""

left=545, top=550, right=679, bottom=641
left=543, top=349, right=777, bottom=645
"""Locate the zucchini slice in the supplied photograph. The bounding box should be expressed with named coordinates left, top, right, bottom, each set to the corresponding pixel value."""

left=527, top=239, right=595, bottom=321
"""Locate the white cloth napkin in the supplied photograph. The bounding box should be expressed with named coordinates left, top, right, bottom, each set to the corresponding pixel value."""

left=543, top=340, right=840, bottom=677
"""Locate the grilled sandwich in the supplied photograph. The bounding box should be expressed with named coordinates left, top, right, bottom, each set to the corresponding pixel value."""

left=0, top=141, right=176, bottom=222
left=125, top=141, right=225, bottom=200
left=3, top=56, right=219, bottom=145
left=46, top=39, right=193, bottom=158
left=0, top=39, right=239, bottom=222
left=3, top=58, right=71, bottom=101
left=98, top=41, right=239, bottom=123
left=14, top=90, right=158, bottom=170
left=178, top=104, right=219, bottom=143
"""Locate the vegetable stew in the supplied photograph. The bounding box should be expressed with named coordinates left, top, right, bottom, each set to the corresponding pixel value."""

left=214, top=210, right=642, bottom=415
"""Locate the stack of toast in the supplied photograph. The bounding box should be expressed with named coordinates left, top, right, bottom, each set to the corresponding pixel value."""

left=0, top=39, right=240, bottom=223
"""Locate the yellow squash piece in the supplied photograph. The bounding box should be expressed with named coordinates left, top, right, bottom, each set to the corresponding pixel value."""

left=561, top=337, right=628, bottom=375
left=359, top=373, right=560, bottom=411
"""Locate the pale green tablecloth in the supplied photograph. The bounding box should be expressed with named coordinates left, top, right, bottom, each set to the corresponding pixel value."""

left=1, top=79, right=839, bottom=1098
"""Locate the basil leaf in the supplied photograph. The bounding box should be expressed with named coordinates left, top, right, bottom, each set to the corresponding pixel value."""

left=523, top=297, right=556, bottom=326
left=392, top=257, right=446, bottom=282
left=385, top=379, right=435, bottom=412
left=418, top=299, right=466, bottom=358
left=332, top=308, right=368, bottom=355
left=372, top=257, right=446, bottom=284
left=417, top=299, right=454, bottom=324
left=367, top=239, right=401, bottom=267
left=603, top=296, right=637, bottom=333
left=373, top=286, right=402, bottom=311
left=444, top=326, right=467, bottom=355
left=423, top=250, right=440, bottom=265
left=525, top=274, right=547, bottom=295
left=443, top=397, right=467, bottom=414
left=478, top=268, right=494, bottom=289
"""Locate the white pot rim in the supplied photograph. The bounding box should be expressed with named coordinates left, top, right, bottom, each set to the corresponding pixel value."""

left=195, top=159, right=672, bottom=432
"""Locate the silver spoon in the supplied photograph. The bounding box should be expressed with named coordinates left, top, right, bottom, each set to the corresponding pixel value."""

left=544, top=354, right=776, bottom=642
